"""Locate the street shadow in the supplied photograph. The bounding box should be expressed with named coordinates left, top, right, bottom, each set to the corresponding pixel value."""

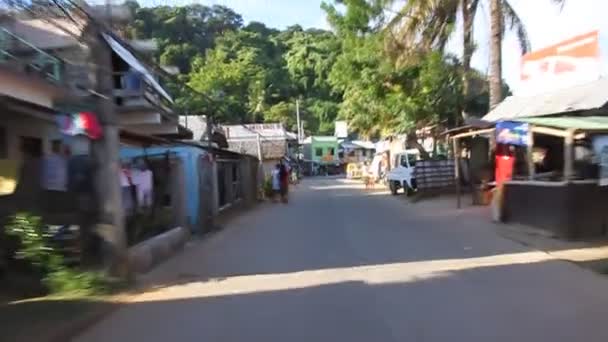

left=76, top=259, right=608, bottom=342
left=1, top=296, right=119, bottom=342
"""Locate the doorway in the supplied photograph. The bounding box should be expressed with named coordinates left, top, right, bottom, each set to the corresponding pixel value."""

left=19, top=136, right=43, bottom=159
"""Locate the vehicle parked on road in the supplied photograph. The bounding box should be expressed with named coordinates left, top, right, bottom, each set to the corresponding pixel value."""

left=387, top=149, right=420, bottom=196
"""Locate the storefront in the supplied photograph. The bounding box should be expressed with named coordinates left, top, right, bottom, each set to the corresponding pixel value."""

left=449, top=78, right=608, bottom=239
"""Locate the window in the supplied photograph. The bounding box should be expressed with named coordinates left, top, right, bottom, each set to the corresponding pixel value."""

left=315, top=148, right=323, bottom=157
left=328, top=148, right=335, bottom=156
left=19, top=136, right=42, bottom=159
left=399, top=154, right=417, bottom=168
left=0, top=126, right=6, bottom=158
left=400, top=155, right=408, bottom=167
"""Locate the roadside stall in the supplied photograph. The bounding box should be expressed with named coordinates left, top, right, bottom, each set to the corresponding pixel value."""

left=450, top=78, right=608, bottom=239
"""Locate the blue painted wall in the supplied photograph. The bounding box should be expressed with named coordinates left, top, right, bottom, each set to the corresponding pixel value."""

left=120, top=145, right=209, bottom=231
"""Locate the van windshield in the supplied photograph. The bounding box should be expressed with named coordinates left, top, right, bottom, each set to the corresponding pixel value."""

left=399, top=154, right=417, bottom=167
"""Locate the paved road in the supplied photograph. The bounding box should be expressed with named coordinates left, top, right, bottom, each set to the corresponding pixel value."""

left=77, top=178, right=608, bottom=342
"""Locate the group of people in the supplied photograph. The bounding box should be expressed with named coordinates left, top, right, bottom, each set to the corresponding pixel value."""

left=271, top=160, right=291, bottom=203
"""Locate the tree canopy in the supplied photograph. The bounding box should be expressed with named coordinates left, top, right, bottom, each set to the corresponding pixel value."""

left=123, top=1, right=496, bottom=139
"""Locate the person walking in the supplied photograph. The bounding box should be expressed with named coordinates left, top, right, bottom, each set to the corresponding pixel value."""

left=279, top=159, right=290, bottom=203
left=271, top=164, right=281, bottom=203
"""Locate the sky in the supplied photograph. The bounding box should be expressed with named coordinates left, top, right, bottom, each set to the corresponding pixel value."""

left=111, top=0, right=608, bottom=94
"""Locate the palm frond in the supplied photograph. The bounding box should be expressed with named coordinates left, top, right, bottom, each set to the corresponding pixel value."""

left=501, top=0, right=530, bottom=54
left=384, top=0, right=460, bottom=65
left=550, top=0, right=566, bottom=10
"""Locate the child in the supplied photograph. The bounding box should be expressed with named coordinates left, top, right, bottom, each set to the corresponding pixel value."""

left=271, top=164, right=281, bottom=202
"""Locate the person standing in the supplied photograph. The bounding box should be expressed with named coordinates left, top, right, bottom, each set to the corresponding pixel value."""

left=41, top=140, right=68, bottom=192
left=271, top=164, right=281, bottom=202
left=279, top=159, right=290, bottom=203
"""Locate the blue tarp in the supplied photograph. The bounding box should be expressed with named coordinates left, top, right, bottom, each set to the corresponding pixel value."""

left=120, top=145, right=209, bottom=231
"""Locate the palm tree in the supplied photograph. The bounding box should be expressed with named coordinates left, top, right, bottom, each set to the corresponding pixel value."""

left=489, top=0, right=566, bottom=108
left=383, top=0, right=531, bottom=116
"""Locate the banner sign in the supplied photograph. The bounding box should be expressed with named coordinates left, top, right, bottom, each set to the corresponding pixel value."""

left=496, top=121, right=530, bottom=146
left=56, top=112, right=102, bottom=140
left=519, top=30, right=600, bottom=95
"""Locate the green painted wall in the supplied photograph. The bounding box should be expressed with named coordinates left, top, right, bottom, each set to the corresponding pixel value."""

left=311, top=136, right=339, bottom=164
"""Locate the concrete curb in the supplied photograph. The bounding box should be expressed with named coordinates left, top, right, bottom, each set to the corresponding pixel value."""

left=128, top=227, right=190, bottom=274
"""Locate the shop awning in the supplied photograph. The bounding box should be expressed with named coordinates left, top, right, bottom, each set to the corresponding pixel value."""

left=482, top=78, right=608, bottom=122
left=516, top=116, right=608, bottom=131
left=102, top=33, right=173, bottom=103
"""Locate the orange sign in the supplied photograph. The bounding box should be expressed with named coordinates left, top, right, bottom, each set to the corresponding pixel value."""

left=520, top=31, right=600, bottom=94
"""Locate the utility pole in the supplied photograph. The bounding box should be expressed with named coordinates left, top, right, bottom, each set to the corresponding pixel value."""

left=256, top=132, right=263, bottom=161
left=86, top=3, right=128, bottom=277
left=296, top=98, right=301, bottom=143
left=203, top=114, right=217, bottom=232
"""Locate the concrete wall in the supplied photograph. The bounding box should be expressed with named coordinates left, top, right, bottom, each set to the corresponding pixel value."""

left=1, top=114, right=61, bottom=160
left=503, top=182, right=608, bottom=240
left=0, top=68, right=62, bottom=109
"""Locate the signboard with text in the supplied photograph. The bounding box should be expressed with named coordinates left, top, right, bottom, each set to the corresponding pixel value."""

left=519, top=30, right=600, bottom=95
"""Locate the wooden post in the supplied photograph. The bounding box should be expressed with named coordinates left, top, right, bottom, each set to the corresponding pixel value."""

left=564, top=129, right=575, bottom=180
left=453, top=137, right=461, bottom=209
left=527, top=128, right=535, bottom=180
left=489, top=131, right=496, bottom=160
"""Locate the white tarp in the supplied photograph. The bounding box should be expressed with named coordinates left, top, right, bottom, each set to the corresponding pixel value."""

left=102, top=33, right=173, bottom=103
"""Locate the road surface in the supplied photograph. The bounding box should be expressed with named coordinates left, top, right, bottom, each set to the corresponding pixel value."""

left=77, top=177, right=608, bottom=342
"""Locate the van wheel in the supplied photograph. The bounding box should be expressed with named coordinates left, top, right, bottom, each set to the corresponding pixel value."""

left=405, top=184, right=415, bottom=197
left=389, top=181, right=399, bottom=195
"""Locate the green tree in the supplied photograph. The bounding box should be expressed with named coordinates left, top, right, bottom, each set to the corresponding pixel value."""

left=488, top=0, right=566, bottom=108
left=187, top=27, right=292, bottom=123
left=376, top=0, right=523, bottom=115
left=323, top=1, right=465, bottom=155
left=128, top=4, right=243, bottom=73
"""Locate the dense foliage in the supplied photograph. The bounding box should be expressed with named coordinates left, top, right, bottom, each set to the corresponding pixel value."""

left=6, top=214, right=110, bottom=295
left=124, top=1, right=497, bottom=138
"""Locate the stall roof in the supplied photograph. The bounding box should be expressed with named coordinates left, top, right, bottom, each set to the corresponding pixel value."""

left=482, top=78, right=608, bottom=122
left=516, top=116, right=608, bottom=131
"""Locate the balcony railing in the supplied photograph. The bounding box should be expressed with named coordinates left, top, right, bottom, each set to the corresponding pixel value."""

left=0, top=27, right=64, bottom=84
left=113, top=71, right=174, bottom=117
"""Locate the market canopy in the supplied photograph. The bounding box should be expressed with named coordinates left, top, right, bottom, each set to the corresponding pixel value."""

left=515, top=116, right=608, bottom=131
left=482, top=78, right=608, bottom=122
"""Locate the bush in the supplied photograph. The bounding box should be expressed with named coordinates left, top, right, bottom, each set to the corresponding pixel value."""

left=5, top=213, right=110, bottom=295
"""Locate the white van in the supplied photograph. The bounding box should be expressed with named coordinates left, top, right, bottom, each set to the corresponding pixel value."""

left=387, top=149, right=419, bottom=196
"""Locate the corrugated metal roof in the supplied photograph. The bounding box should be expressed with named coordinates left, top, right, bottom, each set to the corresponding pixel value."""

left=342, top=140, right=375, bottom=150
left=482, top=78, right=608, bottom=122
left=103, top=33, right=173, bottom=103
left=179, top=116, right=207, bottom=141
left=312, top=136, right=337, bottom=143
left=223, top=123, right=288, bottom=140
left=516, top=116, right=608, bottom=130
